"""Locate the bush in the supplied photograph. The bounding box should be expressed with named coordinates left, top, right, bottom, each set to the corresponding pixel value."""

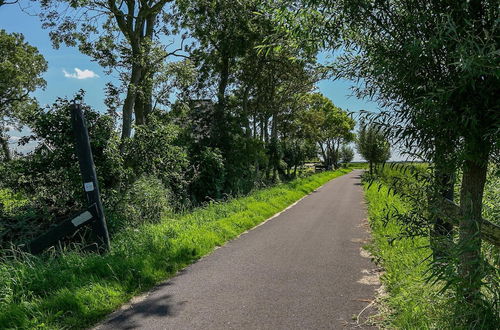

left=189, top=147, right=225, bottom=203
left=0, top=97, right=193, bottom=248
left=0, top=95, right=124, bottom=246
left=123, top=111, right=189, bottom=205
left=106, top=176, right=172, bottom=233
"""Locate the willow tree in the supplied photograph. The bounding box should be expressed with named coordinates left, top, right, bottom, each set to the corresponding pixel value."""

left=356, top=122, right=390, bottom=175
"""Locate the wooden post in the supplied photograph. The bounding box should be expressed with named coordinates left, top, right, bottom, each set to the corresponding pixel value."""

left=70, top=102, right=110, bottom=252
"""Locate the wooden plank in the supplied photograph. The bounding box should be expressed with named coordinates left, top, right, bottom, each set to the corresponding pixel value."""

left=441, top=199, right=500, bottom=247
left=25, top=204, right=97, bottom=254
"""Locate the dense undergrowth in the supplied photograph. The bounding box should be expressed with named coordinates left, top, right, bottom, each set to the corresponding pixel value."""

left=0, top=168, right=350, bottom=329
left=364, top=165, right=499, bottom=329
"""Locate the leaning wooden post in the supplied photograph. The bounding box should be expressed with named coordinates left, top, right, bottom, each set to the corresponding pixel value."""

left=70, top=102, right=110, bottom=252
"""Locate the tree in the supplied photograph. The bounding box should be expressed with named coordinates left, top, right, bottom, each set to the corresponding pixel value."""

left=175, top=0, right=320, bottom=189
left=356, top=122, right=390, bottom=175
left=339, top=144, right=354, bottom=165
left=176, top=0, right=259, bottom=148
left=299, top=93, right=355, bottom=169
left=0, top=1, right=18, bottom=6
left=0, top=29, right=47, bottom=161
left=331, top=0, right=499, bottom=306
left=37, top=0, right=186, bottom=141
left=271, top=0, right=498, bottom=310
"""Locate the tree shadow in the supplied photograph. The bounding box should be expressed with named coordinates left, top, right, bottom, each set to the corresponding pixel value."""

left=102, top=272, right=191, bottom=329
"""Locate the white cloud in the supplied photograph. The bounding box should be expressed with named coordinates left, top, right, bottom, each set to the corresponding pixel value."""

left=63, top=68, right=99, bottom=80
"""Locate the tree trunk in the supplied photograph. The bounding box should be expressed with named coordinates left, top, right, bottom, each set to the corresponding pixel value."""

left=319, top=143, right=327, bottom=168
left=121, top=64, right=143, bottom=142
left=214, top=51, right=230, bottom=148
left=458, top=158, right=488, bottom=303
left=242, top=85, right=251, bottom=137
left=430, top=159, right=455, bottom=260
left=369, top=161, right=373, bottom=176
left=133, top=71, right=153, bottom=126
left=0, top=127, right=11, bottom=162
left=134, top=91, right=145, bottom=126
left=143, top=15, right=155, bottom=123
left=270, top=116, right=278, bottom=182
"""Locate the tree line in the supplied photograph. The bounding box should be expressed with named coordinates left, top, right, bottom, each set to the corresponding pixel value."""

left=0, top=0, right=392, bottom=249
left=269, top=0, right=498, bottom=324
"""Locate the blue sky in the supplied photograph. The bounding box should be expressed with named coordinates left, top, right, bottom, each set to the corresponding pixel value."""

left=1, top=3, right=396, bottom=160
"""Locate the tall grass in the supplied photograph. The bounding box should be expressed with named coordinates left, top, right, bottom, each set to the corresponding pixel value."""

left=0, top=169, right=350, bottom=329
left=364, top=165, right=499, bottom=329
left=364, top=183, right=452, bottom=329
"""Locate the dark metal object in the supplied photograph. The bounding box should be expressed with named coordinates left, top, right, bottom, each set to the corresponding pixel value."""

left=70, top=102, right=110, bottom=252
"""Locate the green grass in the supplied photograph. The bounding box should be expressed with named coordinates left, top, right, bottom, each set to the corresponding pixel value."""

left=364, top=166, right=499, bottom=329
left=364, top=183, right=451, bottom=329
left=0, top=168, right=351, bottom=329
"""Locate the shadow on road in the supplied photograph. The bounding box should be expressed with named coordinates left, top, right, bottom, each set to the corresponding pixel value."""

left=102, top=279, right=188, bottom=329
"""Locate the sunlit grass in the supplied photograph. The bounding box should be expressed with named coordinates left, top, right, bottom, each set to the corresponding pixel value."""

left=364, top=183, right=451, bottom=329
left=0, top=168, right=350, bottom=329
left=364, top=167, right=499, bottom=329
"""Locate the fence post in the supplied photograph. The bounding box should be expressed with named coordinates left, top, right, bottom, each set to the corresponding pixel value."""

left=70, top=102, right=110, bottom=252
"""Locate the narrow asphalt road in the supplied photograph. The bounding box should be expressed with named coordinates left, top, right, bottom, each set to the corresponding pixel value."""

left=97, top=170, right=378, bottom=330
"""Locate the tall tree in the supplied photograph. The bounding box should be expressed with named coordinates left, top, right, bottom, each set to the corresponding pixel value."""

left=38, top=0, right=185, bottom=141
left=299, top=93, right=355, bottom=169
left=176, top=0, right=261, bottom=149
left=271, top=0, right=499, bottom=309
left=339, top=144, right=354, bottom=165
left=356, top=122, right=390, bottom=175
left=0, top=29, right=47, bottom=161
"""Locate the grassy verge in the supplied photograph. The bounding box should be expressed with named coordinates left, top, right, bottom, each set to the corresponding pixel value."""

left=364, top=183, right=451, bottom=329
left=364, top=168, right=499, bottom=329
left=0, top=168, right=351, bottom=329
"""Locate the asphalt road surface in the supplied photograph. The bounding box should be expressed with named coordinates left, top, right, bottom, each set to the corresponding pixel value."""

left=97, top=170, right=378, bottom=330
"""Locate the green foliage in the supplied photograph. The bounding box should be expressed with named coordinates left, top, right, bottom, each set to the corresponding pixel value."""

left=364, top=182, right=451, bottom=329
left=0, top=189, right=28, bottom=215
left=106, top=176, right=172, bottom=232
left=0, top=95, right=124, bottom=247
left=0, top=29, right=46, bottom=113
left=298, top=93, right=355, bottom=168
left=0, top=169, right=350, bottom=329
left=339, top=144, right=354, bottom=164
left=0, top=189, right=36, bottom=248
left=356, top=122, right=390, bottom=174
left=2, top=95, right=121, bottom=213
left=0, top=29, right=47, bottom=161
left=124, top=111, right=189, bottom=203
left=282, top=138, right=317, bottom=177
left=189, top=147, right=225, bottom=203
left=365, top=166, right=499, bottom=328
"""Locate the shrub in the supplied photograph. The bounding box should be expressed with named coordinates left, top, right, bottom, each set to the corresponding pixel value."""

left=123, top=111, right=189, bottom=205
left=106, top=176, right=172, bottom=233
left=189, top=147, right=225, bottom=203
left=0, top=95, right=124, bottom=246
